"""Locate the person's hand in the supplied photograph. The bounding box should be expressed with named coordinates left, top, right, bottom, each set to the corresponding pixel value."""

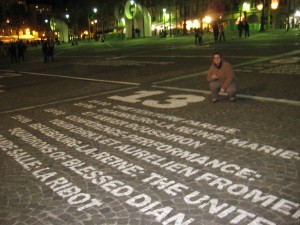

left=211, top=74, right=218, bottom=80
left=220, top=87, right=226, bottom=93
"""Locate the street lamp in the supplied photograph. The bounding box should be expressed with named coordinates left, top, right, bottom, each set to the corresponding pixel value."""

left=94, top=20, right=98, bottom=33
left=271, top=0, right=279, bottom=9
left=130, top=0, right=136, bottom=38
left=169, top=10, right=172, bottom=37
left=269, top=0, right=279, bottom=29
left=258, top=0, right=279, bottom=31
left=243, top=2, right=250, bottom=11
left=88, top=8, right=97, bottom=40
left=163, top=8, right=166, bottom=30
left=44, top=19, right=49, bottom=38
left=257, top=0, right=265, bottom=31
left=94, top=19, right=98, bottom=39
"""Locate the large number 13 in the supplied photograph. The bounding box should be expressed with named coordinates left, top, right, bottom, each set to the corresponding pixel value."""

left=108, top=90, right=205, bottom=109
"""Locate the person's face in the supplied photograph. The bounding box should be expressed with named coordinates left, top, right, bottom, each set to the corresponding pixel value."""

left=213, top=54, right=222, bottom=65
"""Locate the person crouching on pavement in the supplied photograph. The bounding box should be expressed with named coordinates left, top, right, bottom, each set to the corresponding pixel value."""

left=207, top=52, right=237, bottom=103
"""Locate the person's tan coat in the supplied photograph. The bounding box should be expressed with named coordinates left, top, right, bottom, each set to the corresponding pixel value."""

left=207, top=60, right=236, bottom=89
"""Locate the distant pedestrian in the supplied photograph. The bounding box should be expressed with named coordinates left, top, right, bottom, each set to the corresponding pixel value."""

left=218, top=23, right=226, bottom=42
left=42, top=40, right=48, bottom=63
left=244, top=22, right=250, bottom=38
left=9, top=42, right=17, bottom=64
left=212, top=22, right=219, bottom=42
left=207, top=52, right=237, bottom=103
left=198, top=28, right=203, bottom=44
left=135, top=28, right=141, bottom=38
left=17, top=40, right=25, bottom=63
left=194, top=28, right=200, bottom=45
left=238, top=21, right=244, bottom=39
left=47, top=40, right=54, bottom=62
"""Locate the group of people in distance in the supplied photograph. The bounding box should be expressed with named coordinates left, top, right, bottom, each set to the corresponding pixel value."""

left=238, top=21, right=250, bottom=38
left=8, top=40, right=26, bottom=64
left=6, top=39, right=54, bottom=64
left=194, top=28, right=204, bottom=45
left=212, top=22, right=226, bottom=42
left=195, top=22, right=227, bottom=45
left=42, top=38, right=55, bottom=63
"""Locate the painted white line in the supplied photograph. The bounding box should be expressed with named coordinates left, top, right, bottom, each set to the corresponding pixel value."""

left=152, top=85, right=300, bottom=106
left=153, top=49, right=300, bottom=85
left=104, top=42, right=113, bottom=48
left=0, top=70, right=16, bottom=73
left=0, top=86, right=138, bottom=114
left=125, top=55, right=261, bottom=59
left=236, top=94, right=300, bottom=105
left=6, top=70, right=140, bottom=86
left=54, top=50, right=65, bottom=57
left=153, top=71, right=207, bottom=85
left=55, top=55, right=106, bottom=58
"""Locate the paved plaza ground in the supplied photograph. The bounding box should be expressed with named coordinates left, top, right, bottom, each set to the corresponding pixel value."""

left=0, top=29, right=299, bottom=225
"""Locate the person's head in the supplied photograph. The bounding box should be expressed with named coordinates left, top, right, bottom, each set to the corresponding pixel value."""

left=213, top=52, right=222, bottom=66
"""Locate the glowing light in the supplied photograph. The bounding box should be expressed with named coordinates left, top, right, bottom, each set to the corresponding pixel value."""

left=25, top=28, right=30, bottom=35
left=203, top=16, right=212, bottom=24
left=271, top=0, right=279, bottom=9
left=257, top=3, right=263, bottom=10
left=243, top=2, right=250, bottom=11
left=295, top=10, right=300, bottom=17
left=185, top=20, right=193, bottom=30
left=193, top=19, right=200, bottom=28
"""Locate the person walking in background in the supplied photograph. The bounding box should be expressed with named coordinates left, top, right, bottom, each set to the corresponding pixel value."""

left=9, top=42, right=17, bottom=64
left=42, top=40, right=48, bottom=63
left=194, top=28, right=200, bottom=45
left=207, top=52, right=237, bottom=103
left=212, top=22, right=219, bottom=42
left=244, top=22, right=250, bottom=38
left=238, top=21, right=244, bottom=39
left=218, top=23, right=226, bottom=42
left=17, top=40, right=25, bottom=63
left=47, top=39, right=55, bottom=62
left=198, top=27, right=203, bottom=45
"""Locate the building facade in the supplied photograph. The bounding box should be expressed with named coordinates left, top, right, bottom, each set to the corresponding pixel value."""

left=1, top=0, right=299, bottom=42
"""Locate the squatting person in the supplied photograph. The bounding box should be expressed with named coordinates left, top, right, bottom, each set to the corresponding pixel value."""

left=207, top=52, right=237, bottom=103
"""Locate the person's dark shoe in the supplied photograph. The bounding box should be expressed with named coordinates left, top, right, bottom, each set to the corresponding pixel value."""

left=229, top=97, right=236, bottom=102
left=213, top=99, right=219, bottom=104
